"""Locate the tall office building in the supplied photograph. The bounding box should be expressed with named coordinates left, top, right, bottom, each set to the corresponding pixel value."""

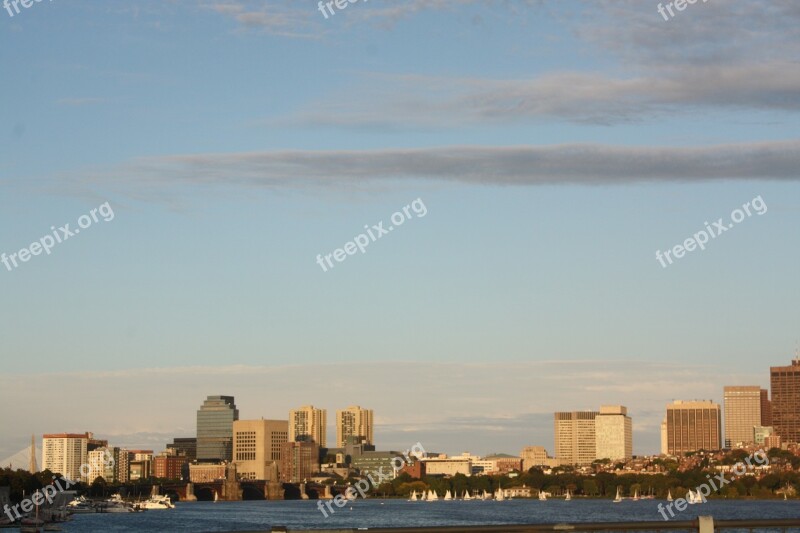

left=336, top=406, right=374, bottom=448
left=760, top=388, right=773, bottom=427
left=662, top=400, right=721, bottom=455
left=197, top=396, right=239, bottom=462
left=554, top=411, right=598, bottom=465
left=723, top=386, right=762, bottom=448
left=233, top=419, right=289, bottom=481
left=770, top=358, right=800, bottom=443
left=289, top=405, right=327, bottom=447
left=595, top=405, right=633, bottom=461
left=42, top=433, right=91, bottom=480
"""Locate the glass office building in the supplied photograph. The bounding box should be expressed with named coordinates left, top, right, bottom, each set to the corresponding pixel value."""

left=197, top=395, right=239, bottom=462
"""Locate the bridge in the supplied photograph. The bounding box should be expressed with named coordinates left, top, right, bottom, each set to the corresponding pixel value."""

left=154, top=481, right=337, bottom=502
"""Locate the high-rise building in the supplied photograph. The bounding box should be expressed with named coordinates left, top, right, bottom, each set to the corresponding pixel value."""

left=723, top=386, right=762, bottom=448
left=166, top=438, right=197, bottom=461
left=336, top=406, right=374, bottom=448
left=760, top=388, right=773, bottom=427
left=662, top=400, right=721, bottom=455
left=85, top=447, right=119, bottom=483
left=554, top=411, right=598, bottom=465
left=233, top=419, right=289, bottom=481
left=770, top=358, right=800, bottom=443
left=595, top=405, right=633, bottom=461
left=197, top=396, right=239, bottom=462
left=289, top=405, right=326, bottom=446
left=280, top=440, right=319, bottom=483
left=42, top=433, right=90, bottom=480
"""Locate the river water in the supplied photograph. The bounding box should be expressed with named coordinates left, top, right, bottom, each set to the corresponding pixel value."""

left=58, top=499, right=800, bottom=532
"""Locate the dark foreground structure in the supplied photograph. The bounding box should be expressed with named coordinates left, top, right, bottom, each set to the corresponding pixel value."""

left=235, top=517, right=800, bottom=533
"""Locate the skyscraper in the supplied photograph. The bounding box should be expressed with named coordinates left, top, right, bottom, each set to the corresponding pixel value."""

left=595, top=405, right=633, bottom=461
left=770, top=358, right=800, bottom=443
left=336, top=406, right=374, bottom=448
left=662, top=400, right=721, bottom=455
left=289, top=405, right=326, bottom=447
left=554, top=411, right=598, bottom=465
left=233, top=419, right=289, bottom=481
left=723, top=386, right=762, bottom=448
left=196, top=395, right=239, bottom=462
left=42, top=433, right=90, bottom=480
left=760, top=388, right=773, bottom=426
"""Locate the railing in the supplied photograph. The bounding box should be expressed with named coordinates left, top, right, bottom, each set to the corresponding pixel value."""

left=261, top=517, right=800, bottom=533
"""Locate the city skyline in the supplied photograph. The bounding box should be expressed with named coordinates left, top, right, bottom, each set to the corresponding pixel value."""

left=1, top=0, right=798, bottom=476
left=7, top=358, right=800, bottom=468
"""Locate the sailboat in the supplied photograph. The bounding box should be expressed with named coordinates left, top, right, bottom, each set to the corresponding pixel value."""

left=495, top=487, right=505, bottom=501
left=409, top=490, right=418, bottom=502
left=419, top=490, right=427, bottom=502
left=632, top=488, right=639, bottom=501
left=538, top=490, right=547, bottom=501
left=565, top=489, right=571, bottom=501
left=463, top=491, right=472, bottom=501
left=613, top=487, right=622, bottom=503
left=214, top=491, right=219, bottom=503
left=428, top=490, right=438, bottom=501
left=482, top=490, right=490, bottom=500
left=667, top=490, right=673, bottom=502
left=444, top=490, right=452, bottom=501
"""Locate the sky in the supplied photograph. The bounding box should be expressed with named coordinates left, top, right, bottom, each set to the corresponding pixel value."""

left=1, top=0, right=799, bottom=461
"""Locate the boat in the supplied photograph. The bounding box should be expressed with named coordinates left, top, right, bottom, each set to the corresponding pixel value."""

left=481, top=490, right=490, bottom=500
left=632, top=488, right=639, bottom=501
left=495, top=488, right=505, bottom=502
left=444, top=490, right=452, bottom=501
left=667, top=489, right=673, bottom=502
left=138, top=495, right=175, bottom=510
left=686, top=490, right=704, bottom=504
left=613, top=487, right=622, bottom=503
left=538, top=490, right=547, bottom=501
left=214, top=490, right=219, bottom=503
left=463, top=491, right=472, bottom=501
left=428, top=490, right=438, bottom=501
left=565, top=489, right=571, bottom=501
left=409, top=490, right=418, bottom=502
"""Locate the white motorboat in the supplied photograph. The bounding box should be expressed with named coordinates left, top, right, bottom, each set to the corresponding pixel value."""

left=139, top=495, right=175, bottom=510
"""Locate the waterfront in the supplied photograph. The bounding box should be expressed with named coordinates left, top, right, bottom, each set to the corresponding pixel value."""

left=54, top=499, right=800, bottom=532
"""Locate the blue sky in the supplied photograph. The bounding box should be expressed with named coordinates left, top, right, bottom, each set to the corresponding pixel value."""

left=1, top=0, right=799, bottom=459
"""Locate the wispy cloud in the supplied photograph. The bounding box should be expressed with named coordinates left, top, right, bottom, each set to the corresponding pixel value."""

left=68, top=140, right=800, bottom=199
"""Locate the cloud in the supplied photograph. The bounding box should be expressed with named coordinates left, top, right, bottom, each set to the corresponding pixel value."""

left=69, top=140, right=800, bottom=198
left=0, top=360, right=757, bottom=459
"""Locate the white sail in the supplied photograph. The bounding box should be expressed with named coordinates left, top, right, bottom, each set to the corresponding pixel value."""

left=565, top=489, right=571, bottom=501
left=538, top=490, right=547, bottom=501
left=410, top=490, right=418, bottom=501
left=667, top=489, right=673, bottom=502
left=463, top=491, right=472, bottom=501
left=444, top=490, right=452, bottom=501
left=632, top=488, right=639, bottom=501
left=482, top=490, right=490, bottom=500
left=613, top=487, right=622, bottom=503
left=495, top=489, right=504, bottom=501
left=429, top=490, right=438, bottom=501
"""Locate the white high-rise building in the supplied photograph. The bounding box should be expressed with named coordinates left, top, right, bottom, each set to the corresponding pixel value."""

left=554, top=411, right=598, bottom=465
left=289, top=405, right=327, bottom=447
left=595, top=405, right=633, bottom=461
left=724, top=386, right=762, bottom=448
left=336, top=406, right=374, bottom=448
left=42, top=433, right=90, bottom=480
